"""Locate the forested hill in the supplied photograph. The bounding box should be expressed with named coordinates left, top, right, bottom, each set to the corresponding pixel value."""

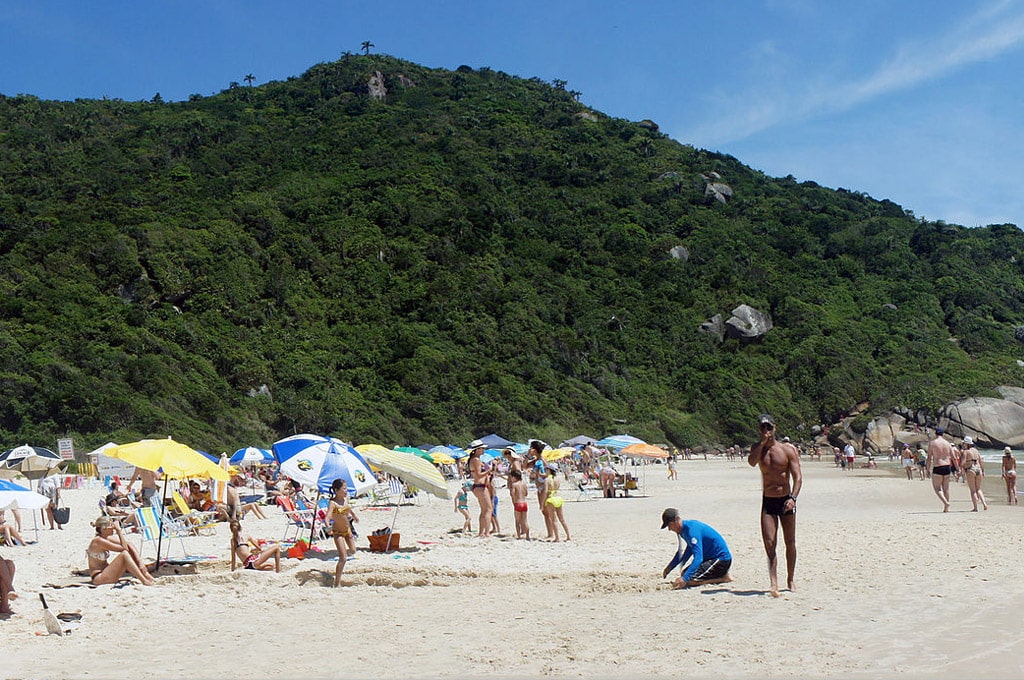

left=2, top=53, right=1024, bottom=453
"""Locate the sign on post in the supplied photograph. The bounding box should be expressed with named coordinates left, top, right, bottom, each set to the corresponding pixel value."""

left=57, top=438, right=75, bottom=460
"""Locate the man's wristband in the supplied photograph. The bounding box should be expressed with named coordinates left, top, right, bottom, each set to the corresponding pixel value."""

left=788, top=494, right=797, bottom=502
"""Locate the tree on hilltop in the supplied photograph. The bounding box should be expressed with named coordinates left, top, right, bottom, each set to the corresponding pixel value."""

left=361, top=41, right=374, bottom=55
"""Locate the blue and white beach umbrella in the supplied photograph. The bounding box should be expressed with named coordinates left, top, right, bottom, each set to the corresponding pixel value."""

left=0, top=479, right=50, bottom=511
left=272, top=434, right=376, bottom=496
left=595, top=434, right=647, bottom=451
left=230, top=446, right=274, bottom=466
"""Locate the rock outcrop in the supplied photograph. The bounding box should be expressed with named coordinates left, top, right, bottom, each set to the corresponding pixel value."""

left=724, top=304, right=772, bottom=341
left=699, top=314, right=725, bottom=342
left=368, top=71, right=387, bottom=101
left=937, top=396, right=1024, bottom=448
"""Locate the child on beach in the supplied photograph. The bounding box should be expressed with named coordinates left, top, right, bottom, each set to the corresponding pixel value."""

left=544, top=467, right=570, bottom=542
left=229, top=518, right=282, bottom=572
left=509, top=470, right=530, bottom=540
left=455, top=482, right=472, bottom=533
left=324, top=479, right=359, bottom=586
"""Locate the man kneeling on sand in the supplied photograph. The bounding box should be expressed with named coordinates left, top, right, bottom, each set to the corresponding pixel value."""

left=660, top=508, right=733, bottom=589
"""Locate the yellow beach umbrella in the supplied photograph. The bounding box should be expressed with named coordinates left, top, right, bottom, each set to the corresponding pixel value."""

left=107, top=437, right=230, bottom=481
left=542, top=447, right=574, bottom=462
left=429, top=451, right=456, bottom=465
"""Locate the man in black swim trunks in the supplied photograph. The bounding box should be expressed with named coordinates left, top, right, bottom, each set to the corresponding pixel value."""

left=926, top=427, right=955, bottom=512
left=748, top=414, right=802, bottom=597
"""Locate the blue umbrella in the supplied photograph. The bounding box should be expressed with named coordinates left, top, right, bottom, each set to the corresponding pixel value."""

left=0, top=479, right=49, bottom=511
left=230, top=447, right=274, bottom=466
left=596, top=434, right=647, bottom=451
left=272, top=434, right=376, bottom=496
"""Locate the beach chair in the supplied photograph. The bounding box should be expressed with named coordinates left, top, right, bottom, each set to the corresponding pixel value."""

left=277, top=496, right=316, bottom=542
left=572, top=474, right=595, bottom=502
left=133, top=506, right=189, bottom=559
left=295, top=496, right=329, bottom=542
left=366, top=482, right=394, bottom=507
left=171, top=491, right=219, bottom=536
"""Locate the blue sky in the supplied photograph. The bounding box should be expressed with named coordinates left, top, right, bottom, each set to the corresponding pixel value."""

left=3, top=1, right=1023, bottom=228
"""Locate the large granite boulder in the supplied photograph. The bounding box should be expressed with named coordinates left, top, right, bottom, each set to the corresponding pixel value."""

left=996, top=385, right=1024, bottom=408
left=938, top=397, right=1024, bottom=448
left=862, top=413, right=907, bottom=453
left=699, top=314, right=725, bottom=342
left=725, top=304, right=772, bottom=341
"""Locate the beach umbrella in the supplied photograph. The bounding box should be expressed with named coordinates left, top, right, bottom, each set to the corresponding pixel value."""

left=107, top=438, right=230, bottom=482
left=0, top=445, right=66, bottom=480
left=560, top=435, right=598, bottom=448
left=0, top=479, right=50, bottom=511
left=596, top=434, right=647, bottom=451
left=230, top=446, right=274, bottom=466
left=272, top=434, right=376, bottom=496
left=354, top=445, right=451, bottom=499
left=620, top=443, right=669, bottom=459
left=106, top=437, right=229, bottom=566
left=478, top=433, right=516, bottom=449
left=429, top=451, right=456, bottom=465
left=395, top=446, right=433, bottom=462
left=542, top=447, right=574, bottom=462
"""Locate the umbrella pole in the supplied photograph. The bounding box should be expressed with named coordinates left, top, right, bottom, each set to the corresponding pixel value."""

left=154, top=479, right=169, bottom=571
left=386, top=502, right=400, bottom=551
left=309, top=488, right=322, bottom=546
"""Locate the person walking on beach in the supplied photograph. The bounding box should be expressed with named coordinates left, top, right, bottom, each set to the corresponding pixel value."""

left=960, top=437, right=988, bottom=512
left=468, top=441, right=492, bottom=538
left=660, top=509, right=732, bottom=589
left=926, top=428, right=955, bottom=512
left=843, top=442, right=855, bottom=471
left=901, top=444, right=916, bottom=480
left=1001, top=447, right=1018, bottom=505
left=545, top=466, right=570, bottom=542
left=748, top=413, right=802, bottom=597
left=325, top=479, right=359, bottom=585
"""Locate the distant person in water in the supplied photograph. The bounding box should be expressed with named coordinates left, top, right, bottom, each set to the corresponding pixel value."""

left=748, top=414, right=801, bottom=597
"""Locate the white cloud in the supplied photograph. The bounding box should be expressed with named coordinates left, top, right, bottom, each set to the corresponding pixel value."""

left=686, top=1, right=1024, bottom=147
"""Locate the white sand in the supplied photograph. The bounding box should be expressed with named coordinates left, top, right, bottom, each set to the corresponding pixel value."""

left=3, top=460, right=1023, bottom=679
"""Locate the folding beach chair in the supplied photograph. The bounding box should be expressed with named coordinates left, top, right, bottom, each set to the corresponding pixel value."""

left=171, top=491, right=219, bottom=536
left=133, top=506, right=189, bottom=559
left=572, top=474, right=596, bottom=502
left=277, top=496, right=316, bottom=542
left=366, top=482, right=394, bottom=507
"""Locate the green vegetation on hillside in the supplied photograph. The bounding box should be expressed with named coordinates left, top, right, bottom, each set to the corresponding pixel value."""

left=1, top=54, right=1022, bottom=453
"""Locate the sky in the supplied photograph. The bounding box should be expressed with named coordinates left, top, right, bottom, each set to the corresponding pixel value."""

left=2, top=0, right=1023, bottom=228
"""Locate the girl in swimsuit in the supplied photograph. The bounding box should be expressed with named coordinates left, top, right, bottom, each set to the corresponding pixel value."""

left=544, top=470, right=570, bottom=542
left=87, top=516, right=156, bottom=586
left=454, top=483, right=472, bottom=533
left=229, top=518, right=281, bottom=572
left=325, top=479, right=359, bottom=586
left=1002, top=448, right=1018, bottom=505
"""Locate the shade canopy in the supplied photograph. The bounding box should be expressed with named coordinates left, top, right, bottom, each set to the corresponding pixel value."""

left=107, top=438, right=230, bottom=481
left=355, top=444, right=451, bottom=499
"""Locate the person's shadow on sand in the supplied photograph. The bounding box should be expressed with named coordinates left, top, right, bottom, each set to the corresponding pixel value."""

left=700, top=588, right=774, bottom=597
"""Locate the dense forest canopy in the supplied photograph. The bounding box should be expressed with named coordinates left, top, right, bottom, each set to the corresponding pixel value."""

left=1, top=54, right=1023, bottom=454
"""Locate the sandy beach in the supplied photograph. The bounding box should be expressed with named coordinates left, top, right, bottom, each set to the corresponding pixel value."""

left=3, top=458, right=1023, bottom=679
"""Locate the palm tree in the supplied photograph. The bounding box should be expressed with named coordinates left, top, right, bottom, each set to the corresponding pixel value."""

left=361, top=41, right=374, bottom=55
left=244, top=73, right=255, bottom=87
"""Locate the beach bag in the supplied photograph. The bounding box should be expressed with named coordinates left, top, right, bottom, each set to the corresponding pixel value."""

left=52, top=507, right=70, bottom=525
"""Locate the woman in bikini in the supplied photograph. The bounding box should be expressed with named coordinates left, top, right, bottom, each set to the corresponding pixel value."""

left=467, top=442, right=492, bottom=538
left=0, top=513, right=28, bottom=546
left=87, top=516, right=156, bottom=586
left=229, top=518, right=281, bottom=572
left=960, top=437, right=988, bottom=511
left=325, top=478, right=359, bottom=586
left=1002, top=447, right=1018, bottom=505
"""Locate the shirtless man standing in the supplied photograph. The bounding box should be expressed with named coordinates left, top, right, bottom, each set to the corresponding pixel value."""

left=129, top=467, right=159, bottom=506
left=926, top=427, right=955, bottom=512
left=748, top=413, right=802, bottom=597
